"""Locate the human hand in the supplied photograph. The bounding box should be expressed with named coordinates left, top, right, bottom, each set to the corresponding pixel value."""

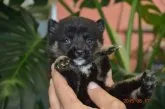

left=49, top=64, right=126, bottom=109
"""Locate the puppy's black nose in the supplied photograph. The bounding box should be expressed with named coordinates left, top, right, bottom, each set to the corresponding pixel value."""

left=75, top=50, right=85, bottom=57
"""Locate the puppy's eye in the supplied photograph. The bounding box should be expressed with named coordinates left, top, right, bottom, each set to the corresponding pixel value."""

left=64, top=38, right=71, bottom=44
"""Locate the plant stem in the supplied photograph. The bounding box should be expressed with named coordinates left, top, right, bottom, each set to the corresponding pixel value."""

left=94, top=0, right=130, bottom=72
left=125, top=0, right=138, bottom=58
left=147, top=36, right=162, bottom=68
left=58, top=0, right=74, bottom=14
left=135, top=1, right=143, bottom=72
left=116, top=3, right=124, bottom=32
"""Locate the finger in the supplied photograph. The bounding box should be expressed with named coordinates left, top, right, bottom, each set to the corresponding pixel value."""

left=49, top=79, right=61, bottom=109
left=51, top=64, right=83, bottom=109
left=87, top=106, right=98, bottom=109
left=87, top=82, right=126, bottom=109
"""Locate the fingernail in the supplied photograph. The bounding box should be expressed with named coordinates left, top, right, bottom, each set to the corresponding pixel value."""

left=50, top=79, right=53, bottom=84
left=51, top=63, right=55, bottom=72
left=88, top=82, right=99, bottom=89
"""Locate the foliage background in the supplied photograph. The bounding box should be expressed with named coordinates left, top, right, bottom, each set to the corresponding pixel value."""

left=0, top=0, right=165, bottom=109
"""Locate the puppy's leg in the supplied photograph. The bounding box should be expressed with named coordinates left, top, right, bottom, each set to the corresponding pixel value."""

left=131, top=70, right=157, bottom=99
left=54, top=56, right=80, bottom=93
left=107, top=73, right=142, bottom=98
left=94, top=45, right=121, bottom=57
left=106, top=70, right=157, bottom=109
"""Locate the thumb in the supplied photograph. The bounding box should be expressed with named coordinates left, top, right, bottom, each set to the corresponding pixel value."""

left=87, top=82, right=125, bottom=109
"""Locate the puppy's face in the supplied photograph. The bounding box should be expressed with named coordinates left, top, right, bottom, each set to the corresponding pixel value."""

left=48, top=17, right=104, bottom=65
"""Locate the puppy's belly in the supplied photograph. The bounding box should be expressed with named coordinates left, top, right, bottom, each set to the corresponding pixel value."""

left=77, top=74, right=97, bottom=107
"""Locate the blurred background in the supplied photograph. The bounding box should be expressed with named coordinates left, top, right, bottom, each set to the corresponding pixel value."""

left=0, top=0, right=165, bottom=109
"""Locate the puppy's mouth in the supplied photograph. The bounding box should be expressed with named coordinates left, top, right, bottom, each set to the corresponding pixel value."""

left=67, top=49, right=92, bottom=66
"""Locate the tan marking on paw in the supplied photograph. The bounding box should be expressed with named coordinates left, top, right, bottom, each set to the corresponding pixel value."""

left=105, top=69, right=114, bottom=87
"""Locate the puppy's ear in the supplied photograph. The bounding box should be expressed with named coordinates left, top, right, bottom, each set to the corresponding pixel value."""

left=48, top=19, right=58, bottom=34
left=48, top=19, right=58, bottom=43
left=96, top=19, right=105, bottom=33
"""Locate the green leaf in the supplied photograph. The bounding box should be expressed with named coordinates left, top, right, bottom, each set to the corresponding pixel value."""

left=28, top=5, right=50, bottom=20
left=142, top=4, right=161, bottom=13
left=101, top=0, right=110, bottom=6
left=9, top=0, right=24, bottom=6
left=139, top=4, right=161, bottom=25
left=115, top=0, right=153, bottom=3
left=29, top=0, right=49, bottom=20
left=80, top=0, right=110, bottom=9
left=33, top=0, right=47, bottom=6
left=114, top=0, right=161, bottom=27
left=4, top=0, right=49, bottom=20
left=0, top=2, right=49, bottom=109
left=7, top=0, right=48, bottom=7
left=154, top=13, right=165, bottom=37
left=80, top=0, right=95, bottom=9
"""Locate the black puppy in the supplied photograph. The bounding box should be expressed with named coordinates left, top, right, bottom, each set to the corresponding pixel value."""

left=48, top=16, right=156, bottom=109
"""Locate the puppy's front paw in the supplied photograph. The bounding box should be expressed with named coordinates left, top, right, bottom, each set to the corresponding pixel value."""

left=54, top=56, right=70, bottom=71
left=140, top=70, right=157, bottom=96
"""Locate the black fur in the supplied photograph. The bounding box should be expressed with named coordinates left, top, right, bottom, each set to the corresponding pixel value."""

left=48, top=16, right=156, bottom=109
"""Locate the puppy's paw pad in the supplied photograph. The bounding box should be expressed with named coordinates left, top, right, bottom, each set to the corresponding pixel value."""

left=141, top=70, right=157, bottom=95
left=54, top=56, right=70, bottom=71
